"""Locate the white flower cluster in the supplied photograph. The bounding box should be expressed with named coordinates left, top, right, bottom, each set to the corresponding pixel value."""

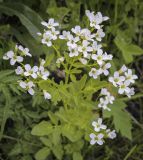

left=2, top=10, right=138, bottom=147
left=98, top=88, right=115, bottom=111
left=38, top=11, right=112, bottom=80
left=58, top=11, right=112, bottom=80
left=38, top=18, right=59, bottom=46
left=3, top=45, right=51, bottom=99
left=109, top=65, right=138, bottom=98
left=3, top=45, right=32, bottom=65
left=86, top=10, right=109, bottom=30
left=90, top=118, right=116, bottom=145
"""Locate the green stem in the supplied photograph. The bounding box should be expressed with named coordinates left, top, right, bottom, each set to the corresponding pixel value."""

left=52, top=45, right=61, bottom=57
left=124, top=145, right=137, bottom=160
left=65, top=58, right=76, bottom=84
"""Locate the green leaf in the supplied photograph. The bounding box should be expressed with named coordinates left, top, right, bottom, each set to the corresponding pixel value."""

left=64, top=140, right=84, bottom=154
left=48, top=111, right=59, bottom=125
left=83, top=79, right=108, bottom=100
left=70, top=74, right=77, bottom=82
left=51, top=127, right=61, bottom=145
left=84, top=79, right=108, bottom=93
left=103, top=100, right=132, bottom=139
left=31, top=121, right=53, bottom=136
left=70, top=68, right=82, bottom=74
left=114, top=36, right=143, bottom=64
left=0, top=3, right=43, bottom=41
left=0, top=70, right=14, bottom=80
left=73, top=152, right=83, bottom=160
left=8, top=143, right=22, bottom=156
left=62, top=124, right=83, bottom=142
left=40, top=137, right=52, bottom=148
left=52, top=145, right=63, bottom=160
left=35, top=147, right=50, bottom=160
left=44, top=53, right=55, bottom=66
left=39, top=81, right=62, bottom=104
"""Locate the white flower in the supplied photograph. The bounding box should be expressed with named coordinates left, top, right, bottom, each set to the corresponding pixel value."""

left=39, top=70, right=50, bottom=80
left=15, top=66, right=23, bottom=75
left=109, top=71, right=125, bottom=87
left=92, top=41, right=102, bottom=53
left=79, top=58, right=88, bottom=65
left=105, top=94, right=115, bottom=104
left=119, top=65, right=127, bottom=73
left=56, top=57, right=65, bottom=64
left=98, top=98, right=111, bottom=111
left=41, top=18, right=59, bottom=29
left=118, top=81, right=130, bottom=94
left=85, top=11, right=100, bottom=29
left=125, top=87, right=135, bottom=98
left=99, top=62, right=111, bottom=76
left=106, top=129, right=116, bottom=139
left=3, top=50, right=23, bottom=65
left=68, top=46, right=79, bottom=57
left=80, top=28, right=95, bottom=41
left=99, top=88, right=115, bottom=110
left=19, top=81, right=35, bottom=95
left=16, top=45, right=32, bottom=57
left=71, top=26, right=82, bottom=36
left=100, top=88, right=109, bottom=96
left=40, top=59, right=46, bottom=66
left=125, top=69, right=138, bottom=84
left=86, top=10, right=109, bottom=30
left=67, top=36, right=79, bottom=48
left=96, top=12, right=109, bottom=22
left=19, top=81, right=27, bottom=89
left=24, top=64, right=38, bottom=79
left=92, top=118, right=107, bottom=132
left=103, top=52, right=113, bottom=60
left=95, top=29, right=105, bottom=41
left=92, top=50, right=105, bottom=65
left=27, top=81, right=35, bottom=95
left=90, top=133, right=104, bottom=145
left=78, top=40, right=93, bottom=57
left=37, top=64, right=50, bottom=80
left=50, top=28, right=59, bottom=40
left=43, top=90, right=51, bottom=99
left=41, top=31, right=52, bottom=46
left=59, top=31, right=72, bottom=40
left=89, top=68, right=100, bottom=79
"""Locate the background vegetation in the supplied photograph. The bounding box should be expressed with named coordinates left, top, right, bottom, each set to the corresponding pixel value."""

left=0, top=0, right=143, bottom=159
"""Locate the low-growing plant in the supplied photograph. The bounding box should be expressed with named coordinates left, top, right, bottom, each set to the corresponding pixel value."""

left=2, top=10, right=139, bottom=160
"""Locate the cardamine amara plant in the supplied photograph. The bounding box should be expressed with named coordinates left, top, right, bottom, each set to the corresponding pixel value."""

left=3, top=10, right=138, bottom=160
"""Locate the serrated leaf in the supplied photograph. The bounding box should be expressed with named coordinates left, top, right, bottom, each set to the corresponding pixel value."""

left=103, top=100, right=132, bottom=139
left=114, top=36, right=143, bottom=64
